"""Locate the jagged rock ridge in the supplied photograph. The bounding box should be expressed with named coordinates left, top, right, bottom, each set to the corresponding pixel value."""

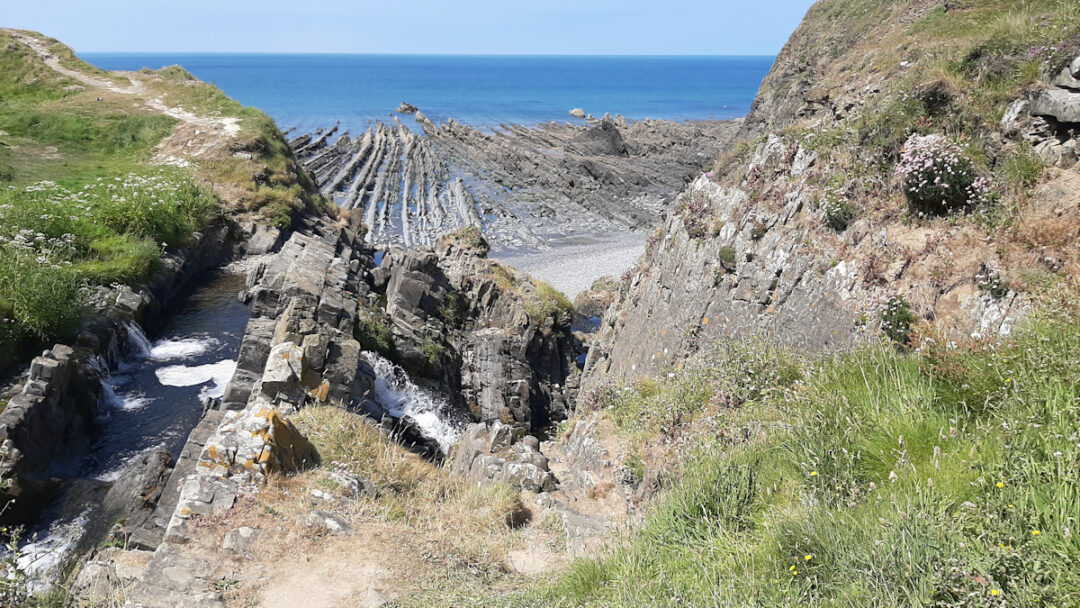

left=291, top=113, right=738, bottom=252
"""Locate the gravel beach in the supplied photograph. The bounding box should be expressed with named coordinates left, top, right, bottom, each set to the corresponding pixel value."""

left=492, top=231, right=645, bottom=299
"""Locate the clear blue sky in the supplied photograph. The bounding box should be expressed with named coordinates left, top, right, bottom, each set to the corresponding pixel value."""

left=2, top=0, right=817, bottom=55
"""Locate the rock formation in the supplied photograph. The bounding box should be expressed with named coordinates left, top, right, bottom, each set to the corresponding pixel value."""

left=290, top=114, right=738, bottom=252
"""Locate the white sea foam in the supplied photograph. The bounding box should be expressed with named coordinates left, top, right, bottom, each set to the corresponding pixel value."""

left=155, top=359, right=236, bottom=400
left=364, top=352, right=465, bottom=453
left=149, top=337, right=217, bottom=360
left=101, top=381, right=154, bottom=411
left=14, top=511, right=89, bottom=594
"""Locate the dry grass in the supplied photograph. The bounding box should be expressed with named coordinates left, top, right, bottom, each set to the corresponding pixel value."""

left=275, top=406, right=529, bottom=567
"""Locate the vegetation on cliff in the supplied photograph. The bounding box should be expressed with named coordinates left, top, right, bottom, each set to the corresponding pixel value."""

left=457, top=1, right=1080, bottom=606
left=515, top=314, right=1079, bottom=607
left=0, top=29, right=329, bottom=374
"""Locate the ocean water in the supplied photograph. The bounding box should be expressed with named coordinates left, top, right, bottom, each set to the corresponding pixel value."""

left=81, top=53, right=773, bottom=133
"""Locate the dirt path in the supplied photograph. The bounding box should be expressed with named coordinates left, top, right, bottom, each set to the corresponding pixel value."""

left=7, top=29, right=242, bottom=163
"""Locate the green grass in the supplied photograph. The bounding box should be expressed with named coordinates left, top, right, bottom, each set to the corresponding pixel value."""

left=523, top=281, right=574, bottom=334
left=481, top=318, right=1080, bottom=607
left=354, top=301, right=395, bottom=357
left=0, top=173, right=219, bottom=362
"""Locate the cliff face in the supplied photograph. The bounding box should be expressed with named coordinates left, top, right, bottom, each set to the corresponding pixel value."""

left=585, top=0, right=1080, bottom=385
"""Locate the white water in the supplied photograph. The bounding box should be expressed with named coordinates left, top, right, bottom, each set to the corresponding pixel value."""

left=15, top=511, right=89, bottom=595
left=101, top=381, right=154, bottom=411
left=123, top=320, right=153, bottom=358
left=363, top=351, right=466, bottom=454
left=154, top=359, right=237, bottom=400
left=149, top=337, right=217, bottom=360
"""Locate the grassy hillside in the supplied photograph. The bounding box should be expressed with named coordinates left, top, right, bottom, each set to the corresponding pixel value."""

left=0, top=30, right=328, bottom=375
left=493, top=311, right=1078, bottom=607
left=437, top=1, right=1080, bottom=606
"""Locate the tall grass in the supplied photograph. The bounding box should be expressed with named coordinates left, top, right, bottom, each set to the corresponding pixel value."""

left=480, top=318, right=1080, bottom=607
left=0, top=173, right=219, bottom=358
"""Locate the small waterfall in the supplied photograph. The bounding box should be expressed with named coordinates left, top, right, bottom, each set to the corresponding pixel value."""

left=363, top=351, right=467, bottom=454
left=123, top=320, right=153, bottom=358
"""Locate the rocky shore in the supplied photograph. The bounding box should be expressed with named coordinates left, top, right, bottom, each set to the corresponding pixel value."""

left=290, top=112, right=738, bottom=258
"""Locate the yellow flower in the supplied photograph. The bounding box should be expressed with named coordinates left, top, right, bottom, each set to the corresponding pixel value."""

left=996, top=482, right=1004, bottom=488
left=789, top=565, right=796, bottom=571
left=810, top=471, right=818, bottom=477
left=1032, top=529, right=1040, bottom=536
left=1008, top=504, right=1015, bottom=509
left=991, top=589, right=1000, bottom=596
left=804, top=554, right=813, bottom=561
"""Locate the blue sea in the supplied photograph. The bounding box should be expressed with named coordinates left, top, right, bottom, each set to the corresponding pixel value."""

left=81, top=54, right=773, bottom=133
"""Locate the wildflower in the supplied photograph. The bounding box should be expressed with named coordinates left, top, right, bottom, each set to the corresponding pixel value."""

left=804, top=554, right=813, bottom=561
left=996, top=482, right=1004, bottom=488
left=991, top=589, right=1000, bottom=596
left=1032, top=529, right=1040, bottom=536
left=810, top=471, right=818, bottom=477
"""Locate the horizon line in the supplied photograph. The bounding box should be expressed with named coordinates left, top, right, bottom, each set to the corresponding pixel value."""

left=78, top=51, right=778, bottom=58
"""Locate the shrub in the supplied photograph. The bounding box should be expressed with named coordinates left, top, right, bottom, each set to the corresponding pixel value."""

left=718, top=246, right=737, bottom=269
left=819, top=190, right=857, bottom=231
left=880, top=296, right=917, bottom=344
left=895, top=135, right=991, bottom=216
left=354, top=303, right=394, bottom=357
left=419, top=339, right=445, bottom=372
left=750, top=221, right=767, bottom=240
left=438, top=225, right=490, bottom=256
left=523, top=282, right=574, bottom=332
left=438, top=290, right=469, bottom=327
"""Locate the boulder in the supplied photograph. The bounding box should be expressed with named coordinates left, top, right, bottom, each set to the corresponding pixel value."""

left=260, top=342, right=305, bottom=398
left=1030, top=89, right=1080, bottom=124
left=302, top=509, right=352, bottom=534
left=396, top=102, right=418, bottom=114
left=327, top=471, right=378, bottom=498
left=222, top=526, right=262, bottom=555
left=569, top=108, right=586, bottom=118
left=1053, top=66, right=1080, bottom=91
left=450, top=423, right=556, bottom=493
left=1072, top=55, right=1080, bottom=79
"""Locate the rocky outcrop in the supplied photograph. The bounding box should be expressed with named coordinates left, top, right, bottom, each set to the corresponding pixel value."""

left=450, top=422, right=555, bottom=493
left=1006, top=67, right=1080, bottom=169
left=128, top=217, right=371, bottom=607
left=375, top=233, right=578, bottom=434
left=0, top=345, right=103, bottom=522
left=291, top=114, right=738, bottom=252
left=584, top=145, right=1034, bottom=385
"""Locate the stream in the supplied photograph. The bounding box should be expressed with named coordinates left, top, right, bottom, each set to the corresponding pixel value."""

left=15, top=272, right=252, bottom=590
left=14, top=270, right=468, bottom=591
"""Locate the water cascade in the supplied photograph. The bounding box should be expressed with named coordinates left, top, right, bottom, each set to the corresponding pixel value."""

left=363, top=351, right=468, bottom=454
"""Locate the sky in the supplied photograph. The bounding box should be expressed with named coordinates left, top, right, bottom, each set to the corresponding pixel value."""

left=2, top=0, right=817, bottom=55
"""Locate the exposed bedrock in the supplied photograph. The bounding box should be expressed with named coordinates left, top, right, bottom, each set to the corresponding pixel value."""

left=290, top=115, right=739, bottom=252
left=125, top=218, right=582, bottom=605
left=0, top=223, right=239, bottom=526
left=376, top=231, right=578, bottom=435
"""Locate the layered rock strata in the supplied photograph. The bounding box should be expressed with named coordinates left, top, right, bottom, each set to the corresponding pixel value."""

left=291, top=115, right=738, bottom=251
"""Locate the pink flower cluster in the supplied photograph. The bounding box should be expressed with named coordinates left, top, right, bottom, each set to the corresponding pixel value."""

left=894, top=134, right=990, bottom=214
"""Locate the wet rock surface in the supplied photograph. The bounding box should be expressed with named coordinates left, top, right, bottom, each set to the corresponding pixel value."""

left=291, top=114, right=738, bottom=252
left=375, top=232, right=578, bottom=435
